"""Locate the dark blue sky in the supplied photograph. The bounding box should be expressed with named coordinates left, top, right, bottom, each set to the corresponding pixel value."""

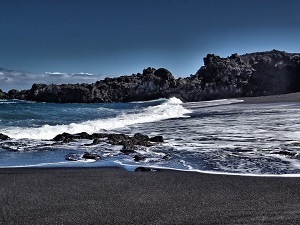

left=0, top=0, right=299, bottom=78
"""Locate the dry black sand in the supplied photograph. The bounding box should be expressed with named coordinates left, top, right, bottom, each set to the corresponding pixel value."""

left=0, top=168, right=300, bottom=225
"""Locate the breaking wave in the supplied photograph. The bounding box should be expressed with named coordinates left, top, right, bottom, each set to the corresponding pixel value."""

left=2, top=97, right=191, bottom=140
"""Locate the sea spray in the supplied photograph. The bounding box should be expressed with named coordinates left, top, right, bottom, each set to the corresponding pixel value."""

left=2, top=98, right=300, bottom=175
left=1, top=97, right=191, bottom=140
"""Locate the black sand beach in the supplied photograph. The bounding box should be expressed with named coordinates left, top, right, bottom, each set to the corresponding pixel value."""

left=1, top=93, right=300, bottom=224
left=1, top=167, right=300, bottom=225
left=240, top=92, right=300, bottom=104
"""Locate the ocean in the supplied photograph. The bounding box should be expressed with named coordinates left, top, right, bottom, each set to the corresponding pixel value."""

left=1, top=97, right=300, bottom=176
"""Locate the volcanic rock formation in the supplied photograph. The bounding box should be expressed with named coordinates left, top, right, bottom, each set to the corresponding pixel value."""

left=2, top=50, right=300, bottom=103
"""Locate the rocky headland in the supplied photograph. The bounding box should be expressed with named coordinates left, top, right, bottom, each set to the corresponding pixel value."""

left=1, top=50, right=300, bottom=103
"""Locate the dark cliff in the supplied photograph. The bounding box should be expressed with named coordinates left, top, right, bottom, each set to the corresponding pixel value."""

left=2, top=50, right=300, bottom=103
left=170, top=50, right=300, bottom=101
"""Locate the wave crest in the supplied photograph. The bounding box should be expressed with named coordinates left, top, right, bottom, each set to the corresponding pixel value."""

left=2, top=97, right=191, bottom=140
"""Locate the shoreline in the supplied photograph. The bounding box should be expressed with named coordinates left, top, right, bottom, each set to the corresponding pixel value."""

left=2, top=161, right=300, bottom=177
left=238, top=92, right=300, bottom=104
left=3, top=163, right=300, bottom=177
left=1, top=167, right=300, bottom=224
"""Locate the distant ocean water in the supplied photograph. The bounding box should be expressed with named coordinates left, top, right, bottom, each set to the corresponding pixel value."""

left=1, top=97, right=300, bottom=176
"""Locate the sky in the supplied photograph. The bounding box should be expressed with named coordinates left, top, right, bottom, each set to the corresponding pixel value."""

left=0, top=0, right=300, bottom=90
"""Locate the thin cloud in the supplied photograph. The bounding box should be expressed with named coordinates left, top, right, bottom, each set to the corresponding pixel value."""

left=0, top=69, right=106, bottom=92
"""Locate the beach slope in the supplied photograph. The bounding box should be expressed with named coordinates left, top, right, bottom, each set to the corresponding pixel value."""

left=1, top=168, right=300, bottom=224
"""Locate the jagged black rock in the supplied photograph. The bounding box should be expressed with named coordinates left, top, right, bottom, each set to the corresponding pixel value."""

left=1, top=50, right=300, bottom=103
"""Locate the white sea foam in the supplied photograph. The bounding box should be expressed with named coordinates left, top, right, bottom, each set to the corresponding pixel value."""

left=3, top=98, right=300, bottom=175
left=132, top=98, right=165, bottom=103
left=0, top=100, right=17, bottom=104
left=113, top=162, right=300, bottom=177
left=186, top=98, right=244, bottom=109
left=1, top=97, right=191, bottom=140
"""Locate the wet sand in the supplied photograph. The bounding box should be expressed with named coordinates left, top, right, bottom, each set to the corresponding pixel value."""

left=239, top=92, right=300, bottom=104
left=2, top=92, right=300, bottom=224
left=0, top=167, right=300, bottom=224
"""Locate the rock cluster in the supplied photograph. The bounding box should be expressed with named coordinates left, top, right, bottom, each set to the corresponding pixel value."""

left=1, top=50, right=300, bottom=102
left=53, top=132, right=163, bottom=146
left=0, top=132, right=164, bottom=163
left=52, top=131, right=163, bottom=154
left=65, top=152, right=101, bottom=161
left=0, top=133, right=10, bottom=140
left=53, top=132, right=164, bottom=163
left=0, top=89, right=7, bottom=99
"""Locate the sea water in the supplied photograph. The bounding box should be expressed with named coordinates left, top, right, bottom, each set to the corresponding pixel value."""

left=1, top=97, right=300, bottom=176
